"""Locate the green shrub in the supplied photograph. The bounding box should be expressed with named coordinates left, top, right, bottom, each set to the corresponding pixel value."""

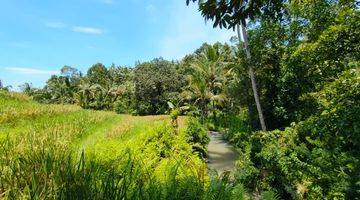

left=219, top=111, right=252, bottom=149
left=114, top=98, right=132, bottom=114
left=185, top=117, right=210, bottom=158
left=233, top=68, right=360, bottom=199
left=278, top=9, right=360, bottom=124
left=206, top=121, right=216, bottom=131
left=170, top=108, right=181, bottom=121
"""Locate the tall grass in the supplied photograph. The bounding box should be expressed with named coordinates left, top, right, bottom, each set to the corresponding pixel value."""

left=0, top=129, right=247, bottom=199
left=0, top=91, right=250, bottom=199
left=0, top=91, right=80, bottom=124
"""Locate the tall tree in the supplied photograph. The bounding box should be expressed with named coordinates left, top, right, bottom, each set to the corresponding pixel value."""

left=186, top=0, right=285, bottom=131
left=182, top=44, right=232, bottom=122
left=134, top=58, right=184, bottom=115
left=237, top=22, right=266, bottom=131
left=86, top=63, right=109, bottom=87
left=77, top=83, right=92, bottom=109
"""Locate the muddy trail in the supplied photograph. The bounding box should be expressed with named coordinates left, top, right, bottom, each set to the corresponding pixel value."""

left=207, top=131, right=239, bottom=174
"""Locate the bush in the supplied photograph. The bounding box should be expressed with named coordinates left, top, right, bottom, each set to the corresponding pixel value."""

left=233, top=68, right=360, bottom=199
left=185, top=117, right=210, bottom=158
left=219, top=111, right=252, bottom=149
left=114, top=98, right=132, bottom=114
left=277, top=9, right=360, bottom=125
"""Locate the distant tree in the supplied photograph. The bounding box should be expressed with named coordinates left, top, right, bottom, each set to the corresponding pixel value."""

left=20, top=83, right=34, bottom=95
left=86, top=63, right=109, bottom=87
left=61, top=65, right=81, bottom=78
left=76, top=83, right=92, bottom=109
left=134, top=58, right=185, bottom=115
left=108, top=64, right=133, bottom=86
left=0, top=80, right=11, bottom=91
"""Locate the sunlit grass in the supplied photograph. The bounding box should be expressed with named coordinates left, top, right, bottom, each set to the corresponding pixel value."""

left=0, top=91, right=247, bottom=199
left=0, top=91, right=80, bottom=124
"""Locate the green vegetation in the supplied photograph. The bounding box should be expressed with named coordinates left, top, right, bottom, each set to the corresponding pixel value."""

left=0, top=91, right=251, bottom=199
left=187, top=0, right=360, bottom=198
left=232, top=68, right=360, bottom=199
left=1, top=0, right=359, bottom=199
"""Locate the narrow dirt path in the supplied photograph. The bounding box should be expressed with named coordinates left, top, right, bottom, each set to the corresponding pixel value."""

left=207, top=131, right=239, bottom=174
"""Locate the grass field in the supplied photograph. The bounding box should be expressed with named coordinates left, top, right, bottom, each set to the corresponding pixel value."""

left=0, top=91, right=248, bottom=199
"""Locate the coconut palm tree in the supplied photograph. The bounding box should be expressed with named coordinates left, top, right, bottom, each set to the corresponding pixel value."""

left=88, top=84, right=107, bottom=110
left=182, top=45, right=232, bottom=122
left=77, top=83, right=92, bottom=108
left=185, top=0, right=283, bottom=131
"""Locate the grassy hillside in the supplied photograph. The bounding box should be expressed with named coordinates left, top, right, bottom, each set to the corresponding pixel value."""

left=0, top=91, right=247, bottom=199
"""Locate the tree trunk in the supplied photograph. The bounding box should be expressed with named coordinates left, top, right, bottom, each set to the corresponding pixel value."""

left=200, top=98, right=207, bottom=124
left=237, top=21, right=267, bottom=131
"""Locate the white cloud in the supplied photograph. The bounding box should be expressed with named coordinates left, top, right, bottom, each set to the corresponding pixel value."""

left=45, top=22, right=66, bottom=29
left=5, top=67, right=59, bottom=75
left=44, top=22, right=103, bottom=35
left=159, top=2, right=235, bottom=60
left=72, top=26, right=104, bottom=35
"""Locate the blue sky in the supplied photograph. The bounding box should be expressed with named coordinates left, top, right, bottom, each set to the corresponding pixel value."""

left=0, top=0, right=235, bottom=89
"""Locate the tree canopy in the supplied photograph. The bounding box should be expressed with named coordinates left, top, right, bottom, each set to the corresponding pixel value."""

left=186, top=0, right=286, bottom=28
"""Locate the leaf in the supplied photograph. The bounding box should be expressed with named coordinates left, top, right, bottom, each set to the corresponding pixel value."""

left=167, top=101, right=175, bottom=109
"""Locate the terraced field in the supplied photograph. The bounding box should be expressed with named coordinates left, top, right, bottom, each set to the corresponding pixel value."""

left=1, top=91, right=247, bottom=200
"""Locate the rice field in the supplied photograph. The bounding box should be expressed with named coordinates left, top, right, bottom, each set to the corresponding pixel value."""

left=0, top=91, right=247, bottom=199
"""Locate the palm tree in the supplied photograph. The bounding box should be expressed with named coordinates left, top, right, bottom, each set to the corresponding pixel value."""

left=89, top=84, right=107, bottom=110
left=77, top=83, right=92, bottom=108
left=183, top=45, right=232, bottom=122
left=77, top=83, right=124, bottom=110
left=237, top=22, right=267, bottom=131
left=185, top=0, right=279, bottom=131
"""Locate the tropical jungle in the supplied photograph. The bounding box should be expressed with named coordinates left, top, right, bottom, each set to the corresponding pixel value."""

left=0, top=0, right=359, bottom=199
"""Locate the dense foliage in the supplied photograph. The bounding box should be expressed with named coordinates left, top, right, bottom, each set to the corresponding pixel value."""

left=233, top=68, right=360, bottom=199
left=186, top=0, right=360, bottom=199
left=185, top=117, right=210, bottom=158
left=23, top=59, right=186, bottom=115
left=0, top=91, right=251, bottom=199
left=133, top=58, right=185, bottom=115
left=8, top=0, right=359, bottom=199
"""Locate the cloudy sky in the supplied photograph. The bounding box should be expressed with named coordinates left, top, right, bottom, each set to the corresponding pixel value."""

left=0, top=0, right=235, bottom=89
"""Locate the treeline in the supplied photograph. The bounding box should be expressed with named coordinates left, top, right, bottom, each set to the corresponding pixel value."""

left=25, top=0, right=359, bottom=131
left=23, top=59, right=184, bottom=115
left=23, top=43, right=237, bottom=118
left=22, top=0, right=360, bottom=198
